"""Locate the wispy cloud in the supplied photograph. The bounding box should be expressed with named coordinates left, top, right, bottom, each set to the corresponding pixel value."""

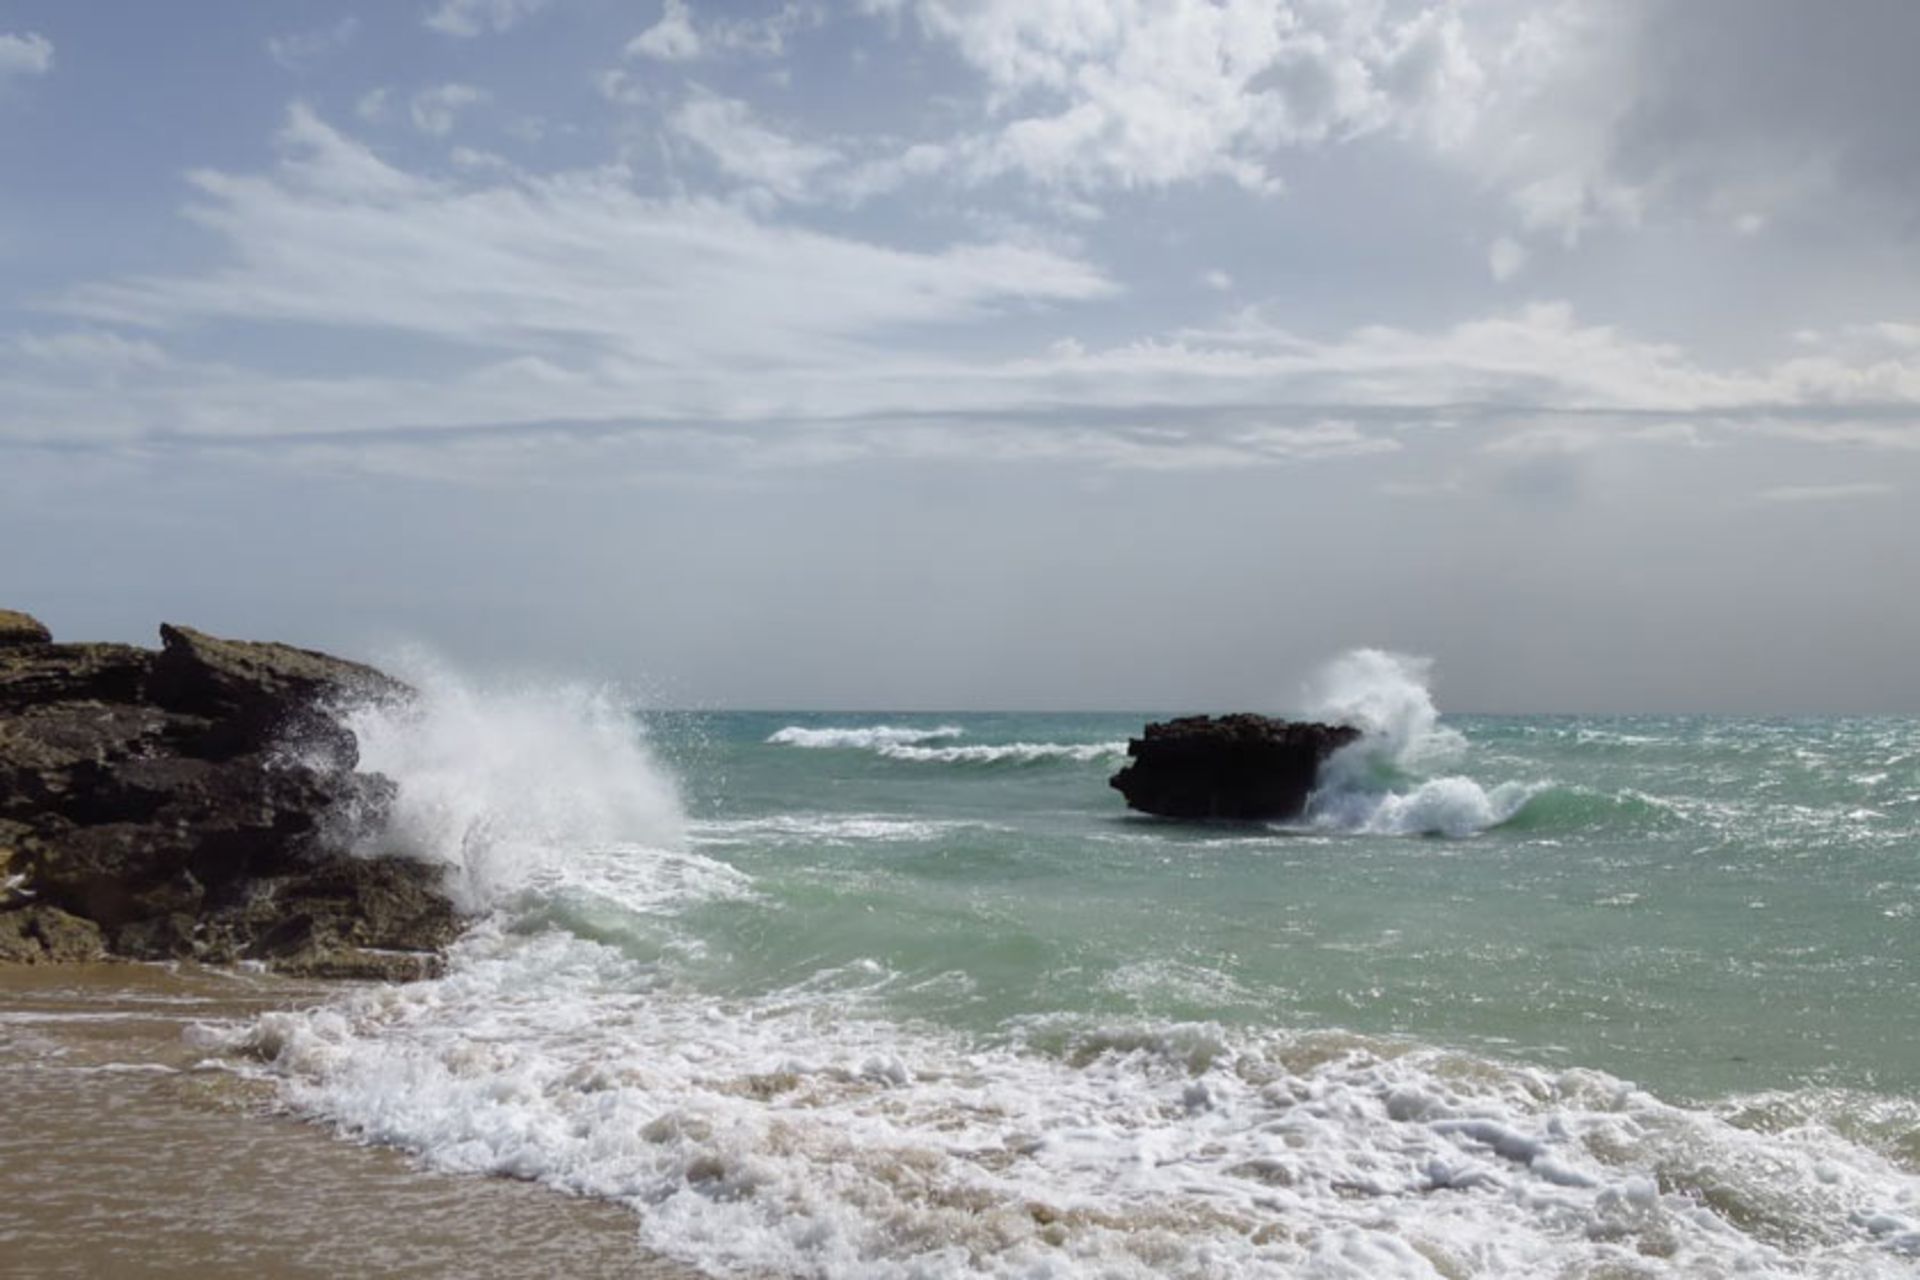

left=669, top=90, right=842, bottom=202
left=410, top=83, right=489, bottom=136
left=0, top=31, right=53, bottom=79
left=267, top=17, right=359, bottom=72
left=424, top=0, right=551, bottom=38
left=628, top=0, right=822, bottom=63
left=629, top=0, right=702, bottom=61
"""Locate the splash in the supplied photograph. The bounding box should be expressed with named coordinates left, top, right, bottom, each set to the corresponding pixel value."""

left=1301, top=649, right=1538, bottom=836
left=329, top=653, right=686, bottom=911
left=1301, top=649, right=1465, bottom=774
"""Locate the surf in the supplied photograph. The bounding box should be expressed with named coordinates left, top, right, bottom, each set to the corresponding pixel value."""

left=190, top=653, right=1920, bottom=1279
left=1300, top=649, right=1543, bottom=837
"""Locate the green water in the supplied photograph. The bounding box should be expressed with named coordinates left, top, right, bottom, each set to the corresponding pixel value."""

left=638, top=712, right=1920, bottom=1103
left=248, top=694, right=1920, bottom=1276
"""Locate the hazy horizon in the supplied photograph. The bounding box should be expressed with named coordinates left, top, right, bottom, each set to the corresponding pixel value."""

left=7, top=1, right=1920, bottom=715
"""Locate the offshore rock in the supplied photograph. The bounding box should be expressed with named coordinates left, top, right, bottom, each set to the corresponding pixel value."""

left=0, top=613, right=458, bottom=976
left=1109, top=714, right=1361, bottom=820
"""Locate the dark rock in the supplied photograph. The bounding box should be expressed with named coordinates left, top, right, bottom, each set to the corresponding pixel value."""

left=0, top=611, right=459, bottom=979
left=0, top=904, right=106, bottom=963
left=1109, top=713, right=1361, bottom=820
left=0, top=643, right=154, bottom=711
left=148, top=623, right=408, bottom=758
left=0, top=609, right=52, bottom=648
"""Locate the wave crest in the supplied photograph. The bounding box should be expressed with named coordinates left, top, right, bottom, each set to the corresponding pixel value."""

left=878, top=741, right=1127, bottom=766
left=1301, top=649, right=1538, bottom=838
left=332, top=654, right=686, bottom=911
left=767, top=724, right=965, bottom=749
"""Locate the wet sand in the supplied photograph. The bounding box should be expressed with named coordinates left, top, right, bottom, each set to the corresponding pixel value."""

left=0, top=964, right=700, bottom=1279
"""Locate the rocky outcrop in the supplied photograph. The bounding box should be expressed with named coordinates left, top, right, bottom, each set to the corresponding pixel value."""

left=0, top=611, right=458, bottom=979
left=1109, top=713, right=1360, bottom=820
left=0, top=609, right=52, bottom=648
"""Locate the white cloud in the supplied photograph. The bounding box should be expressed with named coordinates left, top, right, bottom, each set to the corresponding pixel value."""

left=1000, top=301, right=1920, bottom=430
left=1202, top=269, right=1233, bottom=292
left=267, top=17, right=359, bottom=71
left=669, top=91, right=842, bottom=201
left=595, top=69, right=652, bottom=108
left=629, top=0, right=822, bottom=62
left=357, top=88, right=391, bottom=122
left=864, top=0, right=1920, bottom=253
left=0, top=31, right=53, bottom=79
left=23, top=107, right=1920, bottom=475
left=13, top=330, right=168, bottom=370
left=893, top=0, right=1482, bottom=193
left=425, top=0, right=551, bottom=38
left=53, top=107, right=1114, bottom=391
left=631, top=0, right=703, bottom=61
left=1427, top=1, right=1920, bottom=243
left=1488, top=236, right=1527, bottom=282
left=410, top=84, right=489, bottom=137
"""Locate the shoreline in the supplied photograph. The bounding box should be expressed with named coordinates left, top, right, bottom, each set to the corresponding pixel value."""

left=0, top=962, right=700, bottom=1280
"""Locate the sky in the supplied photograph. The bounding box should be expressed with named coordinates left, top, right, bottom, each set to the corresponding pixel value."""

left=3, top=0, right=1920, bottom=713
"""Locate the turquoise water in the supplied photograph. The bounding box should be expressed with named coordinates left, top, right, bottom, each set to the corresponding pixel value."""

left=645, top=711, right=1920, bottom=1104
left=233, top=670, right=1920, bottom=1277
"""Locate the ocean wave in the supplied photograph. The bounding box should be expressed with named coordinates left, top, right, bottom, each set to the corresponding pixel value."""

left=515, top=843, right=755, bottom=919
left=328, top=656, right=685, bottom=912
left=1290, top=652, right=1543, bottom=840
left=1495, top=785, right=1690, bottom=835
left=216, top=928, right=1920, bottom=1280
left=1298, top=650, right=1545, bottom=838
left=691, top=814, right=988, bottom=844
left=765, top=725, right=1123, bottom=766
left=1310, top=776, right=1544, bottom=838
left=877, top=740, right=1128, bottom=765
left=767, top=724, right=965, bottom=749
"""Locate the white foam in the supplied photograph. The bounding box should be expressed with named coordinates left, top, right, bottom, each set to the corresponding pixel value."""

left=1310, top=776, right=1544, bottom=837
left=1300, top=650, right=1540, bottom=837
left=517, top=842, right=754, bottom=919
left=764, top=726, right=1122, bottom=766
left=692, top=814, right=986, bottom=845
left=768, top=724, right=966, bottom=749
left=878, top=741, right=1128, bottom=765
left=328, top=655, right=687, bottom=911
left=217, top=928, right=1920, bottom=1279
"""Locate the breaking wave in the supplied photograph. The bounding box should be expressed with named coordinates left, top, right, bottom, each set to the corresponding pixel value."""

left=331, top=654, right=688, bottom=911
left=878, top=740, right=1128, bottom=765
left=768, top=724, right=965, bottom=749
left=1302, top=650, right=1541, bottom=837
left=768, top=723, right=1124, bottom=767
left=213, top=928, right=1920, bottom=1279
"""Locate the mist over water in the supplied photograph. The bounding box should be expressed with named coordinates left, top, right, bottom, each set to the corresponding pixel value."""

left=210, top=650, right=1920, bottom=1278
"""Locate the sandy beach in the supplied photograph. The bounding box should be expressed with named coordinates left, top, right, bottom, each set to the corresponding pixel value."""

left=0, top=963, right=695, bottom=1280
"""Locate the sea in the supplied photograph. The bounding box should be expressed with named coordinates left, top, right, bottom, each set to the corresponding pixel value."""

left=76, top=651, right=1920, bottom=1275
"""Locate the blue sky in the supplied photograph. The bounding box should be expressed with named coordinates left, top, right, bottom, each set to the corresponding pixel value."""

left=5, top=1, right=1920, bottom=710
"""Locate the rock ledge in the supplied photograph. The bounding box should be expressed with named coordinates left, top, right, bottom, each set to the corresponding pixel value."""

left=0, top=610, right=457, bottom=979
